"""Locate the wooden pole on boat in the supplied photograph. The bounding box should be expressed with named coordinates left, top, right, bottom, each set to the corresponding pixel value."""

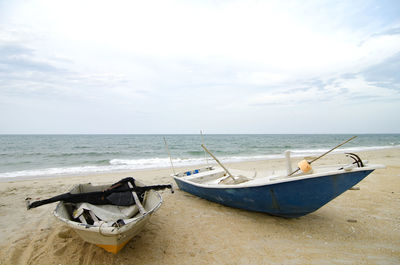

left=201, top=144, right=235, bottom=181
left=128, top=182, right=146, bottom=214
left=288, top=136, right=357, bottom=177
left=200, top=130, right=210, bottom=167
left=163, top=137, right=176, bottom=175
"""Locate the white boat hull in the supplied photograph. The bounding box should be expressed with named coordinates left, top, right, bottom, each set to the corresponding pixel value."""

left=53, top=181, right=162, bottom=253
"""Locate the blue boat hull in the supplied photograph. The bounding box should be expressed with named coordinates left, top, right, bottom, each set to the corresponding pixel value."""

left=174, top=169, right=375, bottom=218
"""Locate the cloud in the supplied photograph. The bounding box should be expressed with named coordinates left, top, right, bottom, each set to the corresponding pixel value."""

left=245, top=67, right=400, bottom=107
left=371, top=26, right=400, bottom=37
left=0, top=43, right=60, bottom=72
left=0, top=0, right=399, bottom=133
left=0, top=38, right=151, bottom=105
left=362, top=52, right=400, bottom=89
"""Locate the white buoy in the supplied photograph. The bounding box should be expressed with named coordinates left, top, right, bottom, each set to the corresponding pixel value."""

left=285, top=151, right=292, bottom=176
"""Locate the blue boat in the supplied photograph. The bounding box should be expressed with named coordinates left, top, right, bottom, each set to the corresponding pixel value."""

left=173, top=154, right=384, bottom=218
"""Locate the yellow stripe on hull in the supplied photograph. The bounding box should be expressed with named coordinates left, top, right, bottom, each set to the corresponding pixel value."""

left=96, top=241, right=129, bottom=254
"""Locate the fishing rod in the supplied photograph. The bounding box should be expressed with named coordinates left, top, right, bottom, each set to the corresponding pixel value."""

left=163, top=137, right=176, bottom=175
left=200, top=130, right=210, bottom=167
left=288, top=136, right=357, bottom=177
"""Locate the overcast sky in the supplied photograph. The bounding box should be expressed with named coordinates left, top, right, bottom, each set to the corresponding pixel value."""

left=1, top=0, right=399, bottom=134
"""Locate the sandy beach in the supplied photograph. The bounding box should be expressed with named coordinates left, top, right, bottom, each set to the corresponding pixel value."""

left=0, top=148, right=399, bottom=265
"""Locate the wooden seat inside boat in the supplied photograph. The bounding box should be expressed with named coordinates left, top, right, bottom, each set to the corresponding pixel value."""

left=182, top=168, right=226, bottom=183
left=181, top=167, right=259, bottom=185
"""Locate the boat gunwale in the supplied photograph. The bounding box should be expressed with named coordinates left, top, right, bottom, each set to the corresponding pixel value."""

left=53, top=184, right=163, bottom=235
left=173, top=164, right=385, bottom=189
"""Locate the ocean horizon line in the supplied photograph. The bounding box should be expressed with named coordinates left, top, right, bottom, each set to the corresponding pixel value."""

left=1, top=133, right=399, bottom=136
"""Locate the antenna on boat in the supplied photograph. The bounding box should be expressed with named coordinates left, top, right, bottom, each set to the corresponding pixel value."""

left=201, top=144, right=235, bottom=181
left=288, top=136, right=357, bottom=177
left=200, top=130, right=210, bottom=167
left=163, top=137, right=176, bottom=175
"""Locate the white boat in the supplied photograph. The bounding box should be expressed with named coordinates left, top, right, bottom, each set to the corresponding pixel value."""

left=53, top=180, right=163, bottom=253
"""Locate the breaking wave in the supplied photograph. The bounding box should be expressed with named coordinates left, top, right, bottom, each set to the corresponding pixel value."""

left=0, top=144, right=398, bottom=180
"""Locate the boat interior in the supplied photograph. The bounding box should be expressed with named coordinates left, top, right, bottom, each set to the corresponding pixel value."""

left=174, top=156, right=374, bottom=186
left=174, top=138, right=381, bottom=186
left=55, top=183, right=161, bottom=227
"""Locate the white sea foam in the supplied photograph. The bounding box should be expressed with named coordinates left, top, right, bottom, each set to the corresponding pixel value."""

left=0, top=145, right=398, bottom=180
left=290, top=145, right=400, bottom=157
left=0, top=157, right=209, bottom=179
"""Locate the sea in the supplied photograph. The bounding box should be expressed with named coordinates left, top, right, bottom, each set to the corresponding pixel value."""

left=0, top=134, right=399, bottom=180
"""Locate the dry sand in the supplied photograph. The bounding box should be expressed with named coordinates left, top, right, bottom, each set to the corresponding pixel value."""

left=0, top=148, right=399, bottom=264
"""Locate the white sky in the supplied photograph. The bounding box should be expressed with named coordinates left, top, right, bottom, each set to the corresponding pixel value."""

left=1, top=0, right=400, bottom=134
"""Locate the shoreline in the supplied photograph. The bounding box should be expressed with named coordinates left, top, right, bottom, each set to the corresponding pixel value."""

left=1, top=145, right=399, bottom=183
left=0, top=148, right=399, bottom=264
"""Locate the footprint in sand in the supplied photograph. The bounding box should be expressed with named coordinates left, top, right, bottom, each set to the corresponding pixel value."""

left=54, top=245, right=67, bottom=256
left=57, top=230, right=72, bottom=239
